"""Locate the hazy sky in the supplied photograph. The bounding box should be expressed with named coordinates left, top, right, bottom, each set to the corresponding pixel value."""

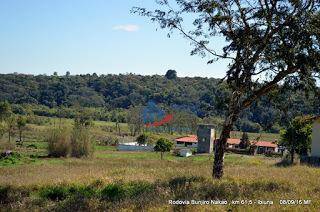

left=0, top=0, right=229, bottom=78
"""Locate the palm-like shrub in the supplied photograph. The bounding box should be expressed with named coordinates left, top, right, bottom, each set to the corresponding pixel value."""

left=47, top=128, right=70, bottom=157
left=70, top=127, right=93, bottom=158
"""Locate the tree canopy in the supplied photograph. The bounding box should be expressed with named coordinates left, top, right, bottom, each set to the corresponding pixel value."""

left=280, top=116, right=313, bottom=162
left=165, top=69, right=177, bottom=80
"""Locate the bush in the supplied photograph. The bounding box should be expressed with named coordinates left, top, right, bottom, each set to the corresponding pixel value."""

left=100, top=184, right=126, bottom=201
left=46, top=128, right=71, bottom=157
left=70, top=127, right=93, bottom=158
left=136, top=133, right=149, bottom=145
left=98, top=135, right=119, bottom=146
left=39, top=186, right=69, bottom=201
left=100, top=181, right=153, bottom=201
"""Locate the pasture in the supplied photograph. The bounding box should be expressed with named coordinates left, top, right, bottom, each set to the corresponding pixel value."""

left=0, top=117, right=318, bottom=211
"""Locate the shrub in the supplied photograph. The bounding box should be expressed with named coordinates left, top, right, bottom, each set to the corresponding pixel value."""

left=39, top=186, right=69, bottom=201
left=100, top=183, right=126, bottom=201
left=46, top=128, right=71, bottom=157
left=136, top=133, right=149, bottom=145
left=100, top=181, right=153, bottom=201
left=70, top=127, right=93, bottom=158
left=0, top=186, right=10, bottom=204
left=98, top=135, right=119, bottom=146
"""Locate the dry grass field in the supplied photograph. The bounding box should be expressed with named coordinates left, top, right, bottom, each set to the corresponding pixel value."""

left=0, top=118, right=317, bottom=211
left=0, top=144, right=320, bottom=211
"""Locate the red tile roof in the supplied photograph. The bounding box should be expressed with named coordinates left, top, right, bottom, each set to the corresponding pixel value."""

left=175, top=135, right=278, bottom=148
left=175, top=135, right=198, bottom=143
left=252, top=141, right=278, bottom=148
left=227, top=138, right=241, bottom=145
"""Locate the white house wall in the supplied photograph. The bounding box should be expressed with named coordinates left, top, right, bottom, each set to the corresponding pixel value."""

left=311, top=120, right=320, bottom=157
left=117, top=144, right=154, bottom=151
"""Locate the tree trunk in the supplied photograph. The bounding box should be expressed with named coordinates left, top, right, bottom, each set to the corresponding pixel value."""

left=290, top=146, right=295, bottom=164
left=213, top=91, right=242, bottom=179
left=19, top=130, right=22, bottom=142
left=161, top=152, right=163, bottom=160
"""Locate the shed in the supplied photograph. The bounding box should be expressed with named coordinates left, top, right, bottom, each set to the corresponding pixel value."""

left=179, top=149, right=192, bottom=157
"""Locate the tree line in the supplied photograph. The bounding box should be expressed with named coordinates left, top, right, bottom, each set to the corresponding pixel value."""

left=1, top=73, right=320, bottom=133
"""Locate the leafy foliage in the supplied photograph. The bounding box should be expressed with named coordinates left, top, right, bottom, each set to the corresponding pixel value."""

left=165, top=69, right=177, bottom=80
left=0, top=73, right=320, bottom=133
left=154, top=138, right=174, bottom=159
left=239, top=132, right=250, bottom=149
left=136, top=133, right=149, bottom=145
left=280, top=116, right=313, bottom=156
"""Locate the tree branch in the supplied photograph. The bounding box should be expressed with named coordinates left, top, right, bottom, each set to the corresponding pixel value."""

left=241, top=67, right=296, bottom=108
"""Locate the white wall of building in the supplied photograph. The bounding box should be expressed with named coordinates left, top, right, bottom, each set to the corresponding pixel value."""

left=117, top=144, right=154, bottom=151
left=311, top=120, right=320, bottom=157
left=175, top=142, right=198, bottom=148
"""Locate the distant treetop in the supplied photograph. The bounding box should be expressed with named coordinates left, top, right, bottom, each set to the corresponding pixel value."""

left=165, top=70, right=177, bottom=80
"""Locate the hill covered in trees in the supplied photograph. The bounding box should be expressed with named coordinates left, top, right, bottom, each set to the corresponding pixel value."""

left=1, top=73, right=319, bottom=133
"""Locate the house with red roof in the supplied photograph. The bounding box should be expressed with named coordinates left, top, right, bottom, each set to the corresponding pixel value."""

left=226, top=138, right=241, bottom=149
left=175, top=135, right=279, bottom=154
left=175, top=135, right=198, bottom=148
left=251, top=141, right=279, bottom=154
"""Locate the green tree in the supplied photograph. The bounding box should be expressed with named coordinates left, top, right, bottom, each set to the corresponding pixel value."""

left=134, top=0, right=320, bottom=178
left=239, top=132, right=250, bottom=149
left=6, top=116, right=16, bottom=143
left=165, top=69, right=177, bottom=80
left=136, top=133, right=149, bottom=145
left=127, top=106, right=144, bottom=136
left=17, top=116, right=27, bottom=142
left=0, top=101, right=12, bottom=121
left=280, top=116, right=313, bottom=164
left=74, top=108, right=93, bottom=128
left=154, top=138, right=174, bottom=160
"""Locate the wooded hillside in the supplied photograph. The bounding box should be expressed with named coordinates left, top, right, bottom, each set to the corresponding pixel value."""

left=1, top=73, right=319, bottom=133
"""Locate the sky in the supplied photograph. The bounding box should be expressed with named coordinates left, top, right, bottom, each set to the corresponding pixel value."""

left=0, top=0, right=229, bottom=78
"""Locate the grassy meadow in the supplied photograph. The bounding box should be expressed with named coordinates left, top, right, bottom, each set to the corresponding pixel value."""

left=0, top=117, right=318, bottom=211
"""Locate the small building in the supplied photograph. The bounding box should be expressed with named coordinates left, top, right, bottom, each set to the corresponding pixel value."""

left=197, top=124, right=215, bottom=153
left=179, top=149, right=192, bottom=157
left=226, top=138, right=241, bottom=149
left=117, top=142, right=154, bottom=151
left=225, top=138, right=279, bottom=154
left=251, top=141, right=278, bottom=154
left=175, top=135, right=198, bottom=148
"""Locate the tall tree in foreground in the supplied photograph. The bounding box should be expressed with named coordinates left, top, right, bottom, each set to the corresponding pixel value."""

left=133, top=0, right=320, bottom=178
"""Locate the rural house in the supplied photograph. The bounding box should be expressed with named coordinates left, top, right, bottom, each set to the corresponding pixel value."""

left=251, top=141, right=278, bottom=154
left=226, top=138, right=241, bottom=149
left=175, top=135, right=198, bottom=148
left=224, top=138, right=279, bottom=154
